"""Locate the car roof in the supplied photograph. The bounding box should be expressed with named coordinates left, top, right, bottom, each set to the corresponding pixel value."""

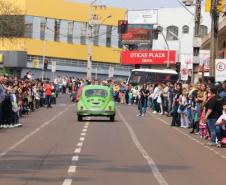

left=83, top=85, right=110, bottom=91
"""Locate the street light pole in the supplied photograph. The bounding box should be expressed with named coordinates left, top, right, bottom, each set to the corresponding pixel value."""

left=41, top=18, right=47, bottom=82
left=86, top=1, right=111, bottom=81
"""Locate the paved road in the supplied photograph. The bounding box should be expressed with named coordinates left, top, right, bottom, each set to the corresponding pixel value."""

left=0, top=95, right=226, bottom=185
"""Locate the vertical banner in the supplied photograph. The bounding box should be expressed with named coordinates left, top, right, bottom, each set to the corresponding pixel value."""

left=108, top=66, right=114, bottom=78
left=52, top=61, right=56, bottom=73
left=180, top=54, right=193, bottom=81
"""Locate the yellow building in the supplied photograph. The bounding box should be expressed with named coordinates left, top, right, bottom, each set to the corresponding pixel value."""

left=0, top=0, right=131, bottom=79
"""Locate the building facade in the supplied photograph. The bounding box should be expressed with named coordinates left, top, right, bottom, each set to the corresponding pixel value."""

left=0, top=0, right=132, bottom=79
left=152, top=6, right=211, bottom=80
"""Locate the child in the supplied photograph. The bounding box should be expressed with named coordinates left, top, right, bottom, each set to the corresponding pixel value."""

left=216, top=102, right=226, bottom=145
left=128, top=90, right=133, bottom=105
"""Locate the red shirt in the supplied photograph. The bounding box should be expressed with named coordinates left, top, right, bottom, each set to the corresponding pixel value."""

left=45, top=84, right=52, bottom=96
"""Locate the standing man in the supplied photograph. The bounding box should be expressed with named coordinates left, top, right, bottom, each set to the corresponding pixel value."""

left=44, top=81, right=52, bottom=108
left=0, top=77, right=5, bottom=127
left=138, top=84, right=150, bottom=117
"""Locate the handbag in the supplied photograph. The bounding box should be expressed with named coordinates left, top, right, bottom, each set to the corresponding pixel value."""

left=157, top=96, right=162, bottom=104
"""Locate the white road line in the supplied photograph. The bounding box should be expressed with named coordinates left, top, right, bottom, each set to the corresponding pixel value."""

left=62, top=179, right=72, bottom=185
left=147, top=111, right=226, bottom=159
left=68, top=165, right=77, bottom=173
left=0, top=107, right=69, bottom=158
left=81, top=133, right=86, bottom=136
left=79, top=137, right=85, bottom=141
left=84, top=125, right=89, bottom=129
left=77, top=142, right=83, bottom=147
left=74, top=148, right=81, bottom=154
left=72, top=156, right=79, bottom=161
left=82, top=128, right=87, bottom=132
left=118, top=110, right=169, bottom=185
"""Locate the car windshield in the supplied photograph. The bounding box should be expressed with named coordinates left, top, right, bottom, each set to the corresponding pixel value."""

left=85, top=89, right=108, bottom=97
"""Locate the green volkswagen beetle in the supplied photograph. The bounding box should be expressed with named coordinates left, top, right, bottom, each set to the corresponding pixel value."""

left=76, top=85, right=116, bottom=121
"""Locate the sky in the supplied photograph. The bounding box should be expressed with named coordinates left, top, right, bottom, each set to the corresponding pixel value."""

left=70, top=0, right=180, bottom=9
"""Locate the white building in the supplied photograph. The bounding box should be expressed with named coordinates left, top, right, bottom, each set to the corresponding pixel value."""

left=152, top=6, right=211, bottom=80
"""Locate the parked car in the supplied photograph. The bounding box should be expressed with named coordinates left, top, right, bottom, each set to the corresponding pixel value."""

left=76, top=85, right=116, bottom=121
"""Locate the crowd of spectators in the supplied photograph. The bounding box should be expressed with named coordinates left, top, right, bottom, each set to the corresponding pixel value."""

left=112, top=79, right=226, bottom=147
left=0, top=72, right=57, bottom=129
left=2, top=72, right=226, bottom=147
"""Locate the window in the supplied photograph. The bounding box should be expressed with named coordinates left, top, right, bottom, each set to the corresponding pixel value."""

left=93, top=25, right=100, bottom=46
left=67, top=21, right=74, bottom=43
left=40, top=17, right=47, bottom=40
left=182, top=25, right=189, bottom=34
left=200, top=25, right=208, bottom=38
left=54, top=19, right=61, bottom=41
left=166, top=26, right=179, bottom=40
left=80, top=22, right=87, bottom=45
left=85, top=89, right=108, bottom=97
left=24, top=16, right=33, bottom=38
left=106, top=26, right=112, bottom=47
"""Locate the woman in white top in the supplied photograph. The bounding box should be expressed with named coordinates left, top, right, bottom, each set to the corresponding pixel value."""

left=178, top=88, right=190, bottom=128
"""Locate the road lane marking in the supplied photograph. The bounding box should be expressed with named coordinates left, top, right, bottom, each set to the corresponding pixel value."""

left=77, top=142, right=83, bottom=147
left=146, top=111, right=226, bottom=160
left=62, top=179, right=72, bottom=185
left=81, top=133, right=86, bottom=136
left=82, top=128, right=87, bottom=132
left=118, top=110, right=169, bottom=185
left=0, top=106, right=70, bottom=158
left=72, top=156, right=79, bottom=162
left=68, top=166, right=77, bottom=173
left=79, top=137, right=85, bottom=141
left=74, top=148, right=81, bottom=154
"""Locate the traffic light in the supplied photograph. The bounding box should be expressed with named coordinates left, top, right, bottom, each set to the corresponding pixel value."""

left=118, top=20, right=128, bottom=34
left=217, top=0, right=225, bottom=13
left=175, top=62, right=181, bottom=73
left=44, top=59, right=48, bottom=71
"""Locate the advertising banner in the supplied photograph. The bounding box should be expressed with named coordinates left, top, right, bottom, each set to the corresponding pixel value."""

left=199, top=50, right=210, bottom=72
left=52, top=61, right=57, bottom=73
left=128, top=10, right=158, bottom=25
left=122, top=24, right=153, bottom=42
left=121, top=50, right=176, bottom=65
left=180, top=54, right=193, bottom=81
left=215, top=59, right=226, bottom=82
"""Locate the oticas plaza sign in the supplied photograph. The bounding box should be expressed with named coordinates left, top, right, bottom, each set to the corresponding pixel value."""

left=121, top=50, right=176, bottom=65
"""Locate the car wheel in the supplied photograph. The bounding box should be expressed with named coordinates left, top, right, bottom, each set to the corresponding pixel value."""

left=77, top=115, right=83, bottom=121
left=110, top=115, right=115, bottom=122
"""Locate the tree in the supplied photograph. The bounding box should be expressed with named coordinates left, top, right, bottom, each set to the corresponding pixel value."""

left=0, top=0, right=24, bottom=38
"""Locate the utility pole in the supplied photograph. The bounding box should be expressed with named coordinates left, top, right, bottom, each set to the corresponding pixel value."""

left=86, top=1, right=95, bottom=81
left=193, top=0, right=202, bottom=82
left=210, top=0, right=219, bottom=77
left=86, top=1, right=111, bottom=80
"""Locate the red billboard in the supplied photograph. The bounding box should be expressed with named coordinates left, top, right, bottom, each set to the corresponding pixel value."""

left=121, top=50, right=176, bottom=65
left=121, top=24, right=153, bottom=42
left=122, top=28, right=151, bottom=41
